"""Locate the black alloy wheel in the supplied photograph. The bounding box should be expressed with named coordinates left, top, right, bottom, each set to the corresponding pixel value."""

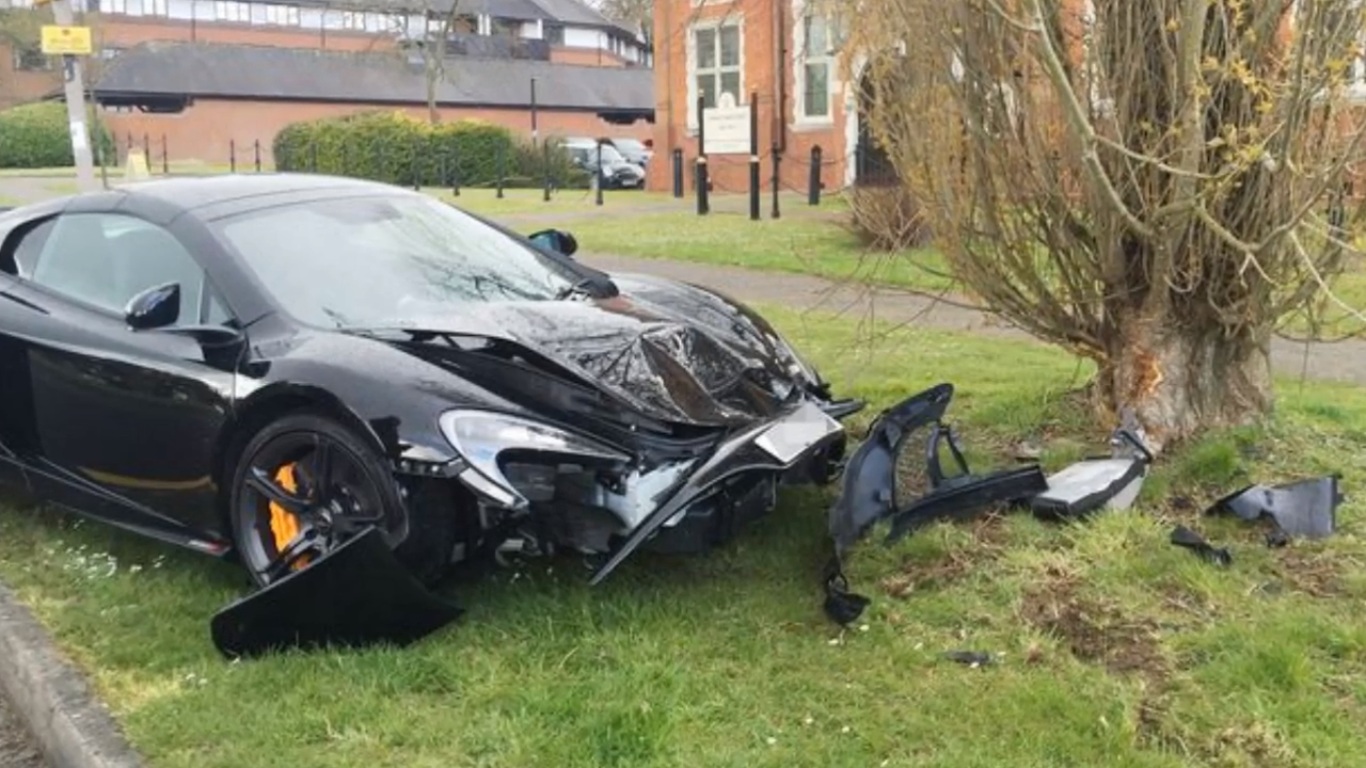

left=229, top=414, right=407, bottom=588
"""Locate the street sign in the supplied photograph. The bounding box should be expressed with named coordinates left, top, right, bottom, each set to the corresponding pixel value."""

left=40, top=25, right=92, bottom=56
left=46, top=0, right=97, bottom=193
left=702, top=92, right=750, bottom=155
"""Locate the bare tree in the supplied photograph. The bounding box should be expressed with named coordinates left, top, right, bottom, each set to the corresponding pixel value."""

left=394, top=0, right=474, bottom=123
left=840, top=0, right=1366, bottom=451
left=0, top=6, right=46, bottom=78
left=595, top=0, right=651, bottom=35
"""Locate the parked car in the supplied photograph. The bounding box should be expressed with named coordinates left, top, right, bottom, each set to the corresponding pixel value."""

left=0, top=174, right=864, bottom=655
left=601, top=137, right=653, bottom=169
left=563, top=138, right=646, bottom=190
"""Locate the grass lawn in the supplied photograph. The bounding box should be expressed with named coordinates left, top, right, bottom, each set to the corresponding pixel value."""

left=555, top=210, right=1366, bottom=339
left=432, top=186, right=675, bottom=217
left=563, top=211, right=958, bottom=294
left=2, top=307, right=1366, bottom=767
left=433, top=188, right=839, bottom=219
left=0, top=161, right=280, bottom=178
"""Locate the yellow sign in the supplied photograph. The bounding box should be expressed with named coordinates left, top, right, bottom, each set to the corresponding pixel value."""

left=40, top=25, right=92, bottom=56
left=124, top=150, right=150, bottom=181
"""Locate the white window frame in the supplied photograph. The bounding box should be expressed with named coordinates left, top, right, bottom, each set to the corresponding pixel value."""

left=263, top=4, right=301, bottom=26
left=214, top=0, right=250, bottom=22
left=340, top=10, right=366, bottom=30
left=792, top=0, right=836, bottom=127
left=140, top=0, right=166, bottom=15
left=685, top=15, right=744, bottom=132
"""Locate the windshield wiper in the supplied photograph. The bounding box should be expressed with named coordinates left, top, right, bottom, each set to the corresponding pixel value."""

left=555, top=278, right=599, bottom=301
left=554, top=275, right=619, bottom=301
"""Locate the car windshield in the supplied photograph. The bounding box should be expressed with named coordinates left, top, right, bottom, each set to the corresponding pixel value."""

left=211, top=193, right=580, bottom=329
left=614, top=139, right=646, bottom=153
left=573, top=143, right=626, bottom=165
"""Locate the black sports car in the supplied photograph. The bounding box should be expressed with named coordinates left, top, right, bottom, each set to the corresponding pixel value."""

left=0, top=174, right=866, bottom=653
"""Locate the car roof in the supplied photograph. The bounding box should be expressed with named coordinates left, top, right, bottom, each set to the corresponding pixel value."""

left=112, top=173, right=406, bottom=213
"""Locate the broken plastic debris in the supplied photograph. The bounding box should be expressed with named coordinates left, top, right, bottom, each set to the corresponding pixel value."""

left=943, top=650, right=995, bottom=666
left=1029, top=426, right=1153, bottom=520
left=1169, top=525, right=1232, bottom=567
left=210, top=527, right=463, bottom=659
left=1209, top=475, right=1343, bottom=542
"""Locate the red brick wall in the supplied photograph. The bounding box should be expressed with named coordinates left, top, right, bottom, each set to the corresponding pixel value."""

left=550, top=46, right=629, bottom=67
left=648, top=0, right=847, bottom=194
left=101, top=99, right=653, bottom=166
left=0, top=45, right=60, bottom=108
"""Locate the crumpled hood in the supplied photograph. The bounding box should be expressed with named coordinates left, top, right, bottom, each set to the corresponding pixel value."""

left=381, top=274, right=813, bottom=428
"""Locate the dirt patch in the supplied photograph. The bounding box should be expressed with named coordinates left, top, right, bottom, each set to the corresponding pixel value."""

left=1021, top=575, right=1183, bottom=748
left=879, top=514, right=1011, bottom=598
left=1265, top=546, right=1347, bottom=598
left=1154, top=580, right=1221, bottom=625
left=1020, top=577, right=1167, bottom=681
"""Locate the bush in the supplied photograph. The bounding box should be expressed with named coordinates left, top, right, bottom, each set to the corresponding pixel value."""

left=844, top=183, right=934, bottom=251
left=272, top=111, right=586, bottom=189
left=0, top=101, right=115, bottom=169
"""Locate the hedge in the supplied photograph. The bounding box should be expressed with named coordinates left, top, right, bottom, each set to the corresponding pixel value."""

left=0, top=101, right=115, bottom=169
left=272, top=111, right=588, bottom=189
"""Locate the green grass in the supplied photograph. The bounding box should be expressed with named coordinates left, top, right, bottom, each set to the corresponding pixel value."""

left=565, top=211, right=957, bottom=293
left=0, top=160, right=278, bottom=178
left=432, top=186, right=674, bottom=217
left=554, top=209, right=1366, bottom=340
left=3, top=308, right=1366, bottom=767
left=433, top=189, right=838, bottom=219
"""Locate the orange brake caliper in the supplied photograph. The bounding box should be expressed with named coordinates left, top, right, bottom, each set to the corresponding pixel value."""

left=267, top=463, right=312, bottom=571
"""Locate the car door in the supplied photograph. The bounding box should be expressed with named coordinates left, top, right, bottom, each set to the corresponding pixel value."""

left=0, top=269, right=31, bottom=494
left=0, top=209, right=239, bottom=551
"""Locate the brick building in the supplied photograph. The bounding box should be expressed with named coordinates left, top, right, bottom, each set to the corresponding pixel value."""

left=644, top=0, right=1326, bottom=197
left=648, top=0, right=868, bottom=196
left=92, top=40, right=652, bottom=164
left=1, top=0, right=654, bottom=161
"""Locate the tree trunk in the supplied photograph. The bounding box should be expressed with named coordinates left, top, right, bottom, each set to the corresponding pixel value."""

left=426, top=71, right=439, bottom=124
left=1096, top=313, right=1273, bottom=454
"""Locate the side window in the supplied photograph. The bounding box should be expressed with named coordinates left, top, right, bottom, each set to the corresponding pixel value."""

left=23, top=213, right=209, bottom=324
left=6, top=217, right=57, bottom=279
left=205, top=291, right=232, bottom=326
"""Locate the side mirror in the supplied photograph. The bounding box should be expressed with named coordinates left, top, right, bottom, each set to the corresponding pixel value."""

left=125, top=282, right=180, bottom=330
left=529, top=229, right=578, bottom=258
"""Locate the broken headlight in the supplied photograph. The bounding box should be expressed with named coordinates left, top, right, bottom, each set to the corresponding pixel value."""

left=439, top=410, right=630, bottom=507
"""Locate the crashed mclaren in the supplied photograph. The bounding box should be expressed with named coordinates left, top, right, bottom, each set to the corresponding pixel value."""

left=0, top=174, right=864, bottom=656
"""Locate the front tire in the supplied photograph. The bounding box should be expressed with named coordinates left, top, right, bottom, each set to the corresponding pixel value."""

left=228, top=413, right=415, bottom=589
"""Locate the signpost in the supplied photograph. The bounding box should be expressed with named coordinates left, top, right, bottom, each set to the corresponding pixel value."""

left=700, top=92, right=750, bottom=155
left=40, top=24, right=91, bottom=55
left=39, top=5, right=96, bottom=193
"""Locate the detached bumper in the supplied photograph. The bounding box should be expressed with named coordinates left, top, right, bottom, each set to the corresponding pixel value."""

left=588, top=399, right=854, bottom=584
left=210, top=527, right=463, bottom=659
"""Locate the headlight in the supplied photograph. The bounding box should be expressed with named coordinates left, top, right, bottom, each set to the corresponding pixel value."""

left=439, top=410, right=630, bottom=507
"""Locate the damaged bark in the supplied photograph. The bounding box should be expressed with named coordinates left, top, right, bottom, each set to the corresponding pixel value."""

left=1096, top=315, right=1272, bottom=453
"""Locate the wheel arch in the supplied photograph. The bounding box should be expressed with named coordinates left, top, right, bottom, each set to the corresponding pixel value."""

left=211, top=383, right=389, bottom=530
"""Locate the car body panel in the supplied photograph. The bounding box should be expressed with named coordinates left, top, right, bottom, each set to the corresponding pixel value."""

left=0, top=174, right=860, bottom=592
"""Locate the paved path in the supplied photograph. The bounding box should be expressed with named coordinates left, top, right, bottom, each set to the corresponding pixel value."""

left=0, top=696, right=42, bottom=768
left=580, top=252, right=1366, bottom=387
